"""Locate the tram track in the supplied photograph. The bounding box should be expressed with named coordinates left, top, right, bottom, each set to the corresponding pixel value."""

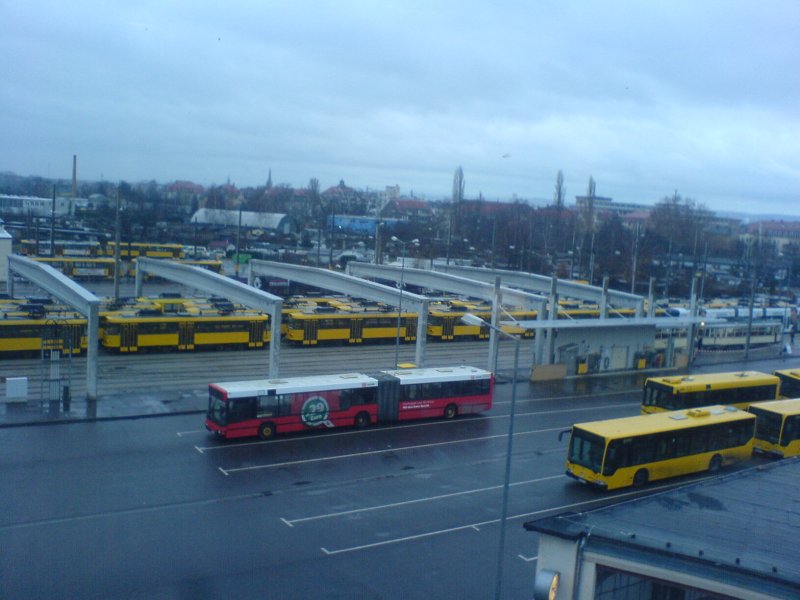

left=3, top=340, right=516, bottom=400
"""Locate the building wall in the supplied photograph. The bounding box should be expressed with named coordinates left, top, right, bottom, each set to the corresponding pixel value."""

left=535, top=539, right=779, bottom=600
left=552, top=325, right=656, bottom=374
left=0, top=228, right=11, bottom=282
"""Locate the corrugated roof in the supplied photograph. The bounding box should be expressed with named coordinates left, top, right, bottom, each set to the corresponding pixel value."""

left=526, top=458, right=800, bottom=598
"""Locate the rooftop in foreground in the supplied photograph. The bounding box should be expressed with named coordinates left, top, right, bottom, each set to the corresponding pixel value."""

left=526, top=458, right=800, bottom=599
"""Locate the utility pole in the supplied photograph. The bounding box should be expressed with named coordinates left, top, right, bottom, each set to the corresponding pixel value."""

left=50, top=186, right=56, bottom=256
left=113, top=186, right=121, bottom=301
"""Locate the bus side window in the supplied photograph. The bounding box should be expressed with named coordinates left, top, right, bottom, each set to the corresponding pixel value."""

left=674, top=431, right=691, bottom=457
left=257, top=394, right=280, bottom=417
left=339, top=390, right=352, bottom=411
left=708, top=424, right=726, bottom=451
left=630, top=434, right=655, bottom=465
left=689, top=427, right=709, bottom=454
left=603, top=439, right=631, bottom=475
left=258, top=394, right=291, bottom=417
left=230, top=397, right=257, bottom=422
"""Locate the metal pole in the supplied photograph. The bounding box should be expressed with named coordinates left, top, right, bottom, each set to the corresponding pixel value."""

left=113, top=187, right=121, bottom=301
left=235, top=205, right=242, bottom=278
left=50, top=186, right=56, bottom=256
left=494, top=330, right=520, bottom=600
left=395, top=243, right=405, bottom=368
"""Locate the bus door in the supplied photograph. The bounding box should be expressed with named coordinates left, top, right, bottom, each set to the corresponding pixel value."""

left=442, top=316, right=455, bottom=340
left=304, top=319, right=318, bottom=345
left=121, top=323, right=138, bottom=352
left=376, top=374, right=401, bottom=421
left=249, top=320, right=266, bottom=347
left=179, top=321, right=195, bottom=350
left=349, top=319, right=363, bottom=344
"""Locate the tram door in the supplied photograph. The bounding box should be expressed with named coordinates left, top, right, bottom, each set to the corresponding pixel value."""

left=349, top=319, right=363, bottom=344
left=178, top=321, right=194, bottom=350
left=121, top=323, right=138, bottom=352
left=304, top=319, right=318, bottom=345
left=404, top=317, right=417, bottom=342
left=442, top=316, right=455, bottom=341
left=249, top=320, right=266, bottom=347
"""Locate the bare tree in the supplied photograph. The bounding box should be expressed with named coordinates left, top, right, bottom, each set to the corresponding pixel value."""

left=553, top=170, right=565, bottom=209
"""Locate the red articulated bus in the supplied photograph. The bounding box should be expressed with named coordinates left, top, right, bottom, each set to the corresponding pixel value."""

left=205, top=365, right=494, bottom=440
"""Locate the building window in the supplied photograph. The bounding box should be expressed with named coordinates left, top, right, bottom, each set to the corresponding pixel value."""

left=594, top=565, right=737, bottom=600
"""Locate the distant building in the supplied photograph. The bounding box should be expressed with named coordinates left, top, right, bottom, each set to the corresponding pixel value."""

left=0, top=194, right=89, bottom=218
left=575, top=195, right=651, bottom=216
left=742, top=220, right=800, bottom=252
left=525, top=458, right=800, bottom=600
left=329, top=215, right=399, bottom=236
left=0, top=219, right=11, bottom=282
left=379, top=198, right=434, bottom=224
left=190, top=208, right=295, bottom=235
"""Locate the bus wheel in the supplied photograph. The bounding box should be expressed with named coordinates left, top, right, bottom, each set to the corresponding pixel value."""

left=258, top=422, right=276, bottom=440
left=709, top=455, right=722, bottom=472
left=444, top=404, right=458, bottom=419
left=355, top=412, right=370, bottom=428
left=632, top=469, right=649, bottom=488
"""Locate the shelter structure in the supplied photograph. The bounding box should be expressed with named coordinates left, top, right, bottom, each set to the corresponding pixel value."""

left=7, top=255, right=101, bottom=400
left=249, top=260, right=431, bottom=368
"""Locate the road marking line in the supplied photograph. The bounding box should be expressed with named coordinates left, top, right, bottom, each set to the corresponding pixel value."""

left=221, top=427, right=567, bottom=474
left=495, top=389, right=639, bottom=406
left=194, top=417, right=481, bottom=452
left=519, top=554, right=538, bottom=562
left=176, top=430, right=207, bottom=437
left=320, top=522, right=482, bottom=555
left=317, top=479, right=697, bottom=555
left=196, top=402, right=632, bottom=453
left=282, top=475, right=563, bottom=526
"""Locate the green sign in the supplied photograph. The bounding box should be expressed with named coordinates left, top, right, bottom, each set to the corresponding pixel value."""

left=301, top=396, right=331, bottom=427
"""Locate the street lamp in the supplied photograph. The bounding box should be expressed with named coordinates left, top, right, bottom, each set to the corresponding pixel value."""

left=392, top=236, right=418, bottom=367
left=461, top=313, right=520, bottom=600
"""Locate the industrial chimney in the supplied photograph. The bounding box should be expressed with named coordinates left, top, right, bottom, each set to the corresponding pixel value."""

left=72, top=154, right=77, bottom=197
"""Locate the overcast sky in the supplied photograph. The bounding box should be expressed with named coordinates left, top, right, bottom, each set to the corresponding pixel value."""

left=2, top=1, right=798, bottom=215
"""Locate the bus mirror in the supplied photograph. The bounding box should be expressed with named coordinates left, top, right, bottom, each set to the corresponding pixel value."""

left=558, top=428, right=571, bottom=442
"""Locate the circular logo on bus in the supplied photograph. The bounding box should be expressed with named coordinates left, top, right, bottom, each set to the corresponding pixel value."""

left=301, top=396, right=330, bottom=427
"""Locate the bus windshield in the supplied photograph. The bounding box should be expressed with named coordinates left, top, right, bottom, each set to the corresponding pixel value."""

left=568, top=428, right=605, bottom=473
left=643, top=382, right=675, bottom=410
left=207, top=390, right=227, bottom=426
left=775, top=371, right=800, bottom=398
left=750, top=406, right=782, bottom=444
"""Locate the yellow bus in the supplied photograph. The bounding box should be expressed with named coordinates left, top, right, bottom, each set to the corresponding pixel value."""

left=31, top=257, right=117, bottom=279
left=563, top=406, right=755, bottom=490
left=749, top=398, right=800, bottom=458
left=773, top=369, right=800, bottom=399
left=105, top=241, right=185, bottom=259
left=641, top=371, right=779, bottom=414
